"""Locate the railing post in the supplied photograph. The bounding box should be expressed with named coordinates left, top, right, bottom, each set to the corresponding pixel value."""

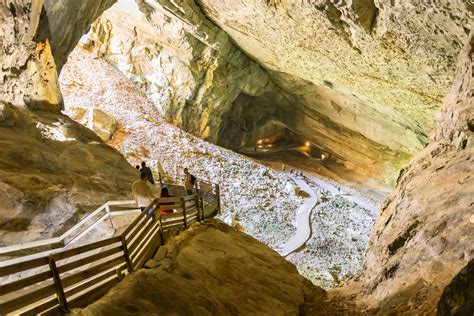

left=215, top=184, right=221, bottom=214
left=181, top=197, right=187, bottom=229
left=121, top=235, right=133, bottom=273
left=106, top=204, right=114, bottom=229
left=48, top=257, right=68, bottom=312
left=158, top=172, right=163, bottom=187
left=159, top=217, right=165, bottom=245
left=195, top=194, right=202, bottom=222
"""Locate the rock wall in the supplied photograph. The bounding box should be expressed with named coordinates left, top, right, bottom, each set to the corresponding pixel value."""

left=0, top=101, right=137, bottom=246
left=197, top=0, right=471, bottom=153
left=333, top=32, right=473, bottom=314
left=0, top=1, right=137, bottom=245
left=1, top=0, right=116, bottom=110
left=83, top=0, right=447, bottom=185
left=76, top=220, right=350, bottom=315
left=85, top=0, right=275, bottom=142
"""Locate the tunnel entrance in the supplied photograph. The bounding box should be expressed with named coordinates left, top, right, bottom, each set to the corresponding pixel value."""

left=217, top=93, right=391, bottom=202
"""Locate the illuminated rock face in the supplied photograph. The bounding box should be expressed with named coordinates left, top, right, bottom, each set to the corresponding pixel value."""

left=81, top=0, right=471, bottom=185
left=1, top=0, right=116, bottom=109
left=334, top=33, right=473, bottom=314
left=0, top=1, right=472, bottom=312
left=0, top=1, right=136, bottom=245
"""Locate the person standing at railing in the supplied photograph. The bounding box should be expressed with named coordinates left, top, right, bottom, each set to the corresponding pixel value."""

left=140, top=161, right=155, bottom=185
left=184, top=168, right=196, bottom=195
left=132, top=172, right=156, bottom=212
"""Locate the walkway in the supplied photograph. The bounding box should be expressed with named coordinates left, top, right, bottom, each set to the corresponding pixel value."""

left=307, top=176, right=378, bottom=214
left=279, top=177, right=318, bottom=256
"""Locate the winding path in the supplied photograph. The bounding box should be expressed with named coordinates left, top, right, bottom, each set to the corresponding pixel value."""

left=280, top=177, right=318, bottom=256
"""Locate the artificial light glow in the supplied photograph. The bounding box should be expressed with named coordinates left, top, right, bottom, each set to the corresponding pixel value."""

left=257, top=139, right=263, bottom=145
left=305, top=141, right=310, bottom=147
left=321, top=154, right=326, bottom=160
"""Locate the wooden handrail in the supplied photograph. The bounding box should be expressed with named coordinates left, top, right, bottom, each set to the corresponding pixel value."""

left=0, top=200, right=136, bottom=257
left=0, top=186, right=220, bottom=315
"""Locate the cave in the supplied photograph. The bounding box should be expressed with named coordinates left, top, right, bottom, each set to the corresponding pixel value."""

left=0, top=0, right=472, bottom=314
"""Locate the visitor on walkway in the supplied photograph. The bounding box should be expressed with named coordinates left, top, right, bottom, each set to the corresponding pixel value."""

left=132, top=172, right=155, bottom=213
left=290, top=169, right=294, bottom=176
left=140, top=161, right=155, bottom=185
left=158, top=187, right=175, bottom=214
left=135, top=165, right=140, bottom=170
left=184, top=168, right=196, bottom=195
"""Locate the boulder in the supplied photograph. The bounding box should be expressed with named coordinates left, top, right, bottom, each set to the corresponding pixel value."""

left=68, top=107, right=117, bottom=142
left=0, top=101, right=15, bottom=127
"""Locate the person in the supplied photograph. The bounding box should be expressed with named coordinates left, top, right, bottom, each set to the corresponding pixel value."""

left=158, top=187, right=175, bottom=214
left=135, top=165, right=140, bottom=170
left=140, top=161, right=155, bottom=185
left=184, top=168, right=196, bottom=195
left=290, top=169, right=294, bottom=176
left=282, top=163, right=286, bottom=172
left=132, top=172, right=155, bottom=213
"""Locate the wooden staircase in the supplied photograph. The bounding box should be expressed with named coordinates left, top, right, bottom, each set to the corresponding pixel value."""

left=0, top=181, right=220, bottom=315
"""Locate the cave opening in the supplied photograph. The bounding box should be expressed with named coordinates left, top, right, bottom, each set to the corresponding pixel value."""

left=1, top=0, right=472, bottom=314
left=49, top=0, right=388, bottom=289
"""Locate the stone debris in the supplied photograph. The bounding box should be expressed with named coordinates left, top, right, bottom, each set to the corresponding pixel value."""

left=152, top=246, right=168, bottom=262
left=144, top=259, right=160, bottom=269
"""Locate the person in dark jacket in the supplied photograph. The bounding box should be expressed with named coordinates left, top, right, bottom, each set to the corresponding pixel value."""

left=140, top=161, right=155, bottom=185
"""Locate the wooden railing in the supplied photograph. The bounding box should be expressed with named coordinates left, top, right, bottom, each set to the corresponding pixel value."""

left=0, top=185, right=220, bottom=315
left=0, top=200, right=138, bottom=258
left=0, top=175, right=220, bottom=258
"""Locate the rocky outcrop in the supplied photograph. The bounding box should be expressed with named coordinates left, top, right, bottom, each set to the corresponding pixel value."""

left=80, top=0, right=472, bottom=186
left=0, top=1, right=139, bottom=246
left=437, top=259, right=474, bottom=315
left=68, top=107, right=117, bottom=142
left=0, top=0, right=116, bottom=110
left=197, top=0, right=470, bottom=152
left=0, top=102, right=137, bottom=246
left=84, top=0, right=276, bottom=144
left=75, top=220, right=349, bottom=315
left=331, top=33, right=473, bottom=314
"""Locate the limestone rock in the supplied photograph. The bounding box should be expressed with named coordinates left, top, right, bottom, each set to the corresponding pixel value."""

left=82, top=0, right=424, bottom=185
left=0, top=108, right=137, bottom=246
left=23, top=40, right=64, bottom=113
left=437, top=259, right=474, bottom=315
left=0, top=0, right=116, bottom=108
left=144, top=259, right=160, bottom=269
left=76, top=220, right=346, bottom=315
left=68, top=107, right=117, bottom=142
left=90, top=108, right=117, bottom=142
left=152, top=246, right=168, bottom=262
left=334, top=33, right=473, bottom=314
left=197, top=0, right=471, bottom=153
left=0, top=101, right=15, bottom=127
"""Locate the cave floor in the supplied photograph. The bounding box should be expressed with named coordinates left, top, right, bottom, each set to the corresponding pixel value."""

left=240, top=145, right=389, bottom=209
